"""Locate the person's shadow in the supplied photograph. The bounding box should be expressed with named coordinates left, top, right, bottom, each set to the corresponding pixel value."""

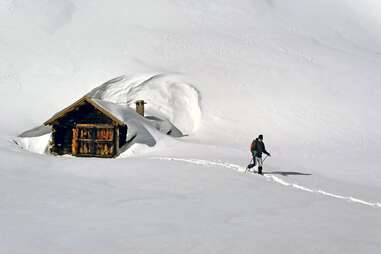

left=263, top=171, right=312, bottom=176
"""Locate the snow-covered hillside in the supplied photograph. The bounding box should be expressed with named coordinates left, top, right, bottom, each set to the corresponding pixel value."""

left=1, top=0, right=381, bottom=253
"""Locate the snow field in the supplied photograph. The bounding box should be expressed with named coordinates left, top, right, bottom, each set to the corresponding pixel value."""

left=154, top=157, right=381, bottom=208
left=1, top=152, right=380, bottom=254
left=1, top=0, right=381, bottom=253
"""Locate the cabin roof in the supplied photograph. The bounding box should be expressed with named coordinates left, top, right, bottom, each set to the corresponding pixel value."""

left=44, top=96, right=141, bottom=126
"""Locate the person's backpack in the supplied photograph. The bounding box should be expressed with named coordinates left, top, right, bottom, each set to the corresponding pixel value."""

left=250, top=139, right=256, bottom=152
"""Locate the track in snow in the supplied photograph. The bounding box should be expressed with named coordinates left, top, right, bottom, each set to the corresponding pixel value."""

left=153, top=157, right=381, bottom=209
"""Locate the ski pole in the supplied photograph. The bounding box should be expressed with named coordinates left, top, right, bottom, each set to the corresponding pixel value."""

left=245, top=158, right=253, bottom=173
left=262, top=155, right=269, bottom=163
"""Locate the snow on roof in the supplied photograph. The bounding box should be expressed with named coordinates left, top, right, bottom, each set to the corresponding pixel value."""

left=92, top=98, right=183, bottom=137
left=86, top=73, right=202, bottom=135
left=43, top=96, right=182, bottom=144
left=91, top=98, right=144, bottom=125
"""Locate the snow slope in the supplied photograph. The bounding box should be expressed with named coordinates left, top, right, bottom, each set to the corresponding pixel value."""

left=1, top=0, right=381, bottom=253
left=87, top=73, right=202, bottom=135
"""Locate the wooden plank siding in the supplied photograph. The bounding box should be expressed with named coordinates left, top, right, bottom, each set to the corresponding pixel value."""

left=49, top=99, right=127, bottom=158
left=72, top=124, right=116, bottom=158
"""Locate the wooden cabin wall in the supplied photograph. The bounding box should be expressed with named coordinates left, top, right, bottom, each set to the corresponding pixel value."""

left=58, top=103, right=114, bottom=126
left=75, top=124, right=117, bottom=157
left=52, top=125, right=73, bottom=155
left=51, top=103, right=117, bottom=155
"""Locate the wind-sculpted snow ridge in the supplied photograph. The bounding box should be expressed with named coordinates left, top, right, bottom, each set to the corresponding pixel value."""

left=153, top=157, right=381, bottom=208
left=88, top=73, right=202, bottom=135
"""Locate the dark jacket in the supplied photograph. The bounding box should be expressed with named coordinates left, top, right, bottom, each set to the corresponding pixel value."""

left=251, top=138, right=270, bottom=158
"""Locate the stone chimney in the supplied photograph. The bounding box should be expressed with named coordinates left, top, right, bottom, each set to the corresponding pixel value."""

left=135, top=100, right=146, bottom=116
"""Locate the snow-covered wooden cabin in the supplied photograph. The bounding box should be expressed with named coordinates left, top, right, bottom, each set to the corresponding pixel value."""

left=44, top=96, right=143, bottom=158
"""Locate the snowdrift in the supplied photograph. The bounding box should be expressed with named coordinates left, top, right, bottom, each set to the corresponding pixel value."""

left=16, top=73, right=202, bottom=156
left=88, top=73, right=202, bottom=135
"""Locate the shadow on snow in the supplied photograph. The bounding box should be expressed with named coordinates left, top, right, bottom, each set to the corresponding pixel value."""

left=263, top=171, right=312, bottom=176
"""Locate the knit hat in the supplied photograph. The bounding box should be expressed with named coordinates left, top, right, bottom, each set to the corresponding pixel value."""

left=258, top=134, right=263, bottom=139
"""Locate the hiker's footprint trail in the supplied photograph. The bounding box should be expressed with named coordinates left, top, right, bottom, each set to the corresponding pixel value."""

left=154, top=157, right=381, bottom=208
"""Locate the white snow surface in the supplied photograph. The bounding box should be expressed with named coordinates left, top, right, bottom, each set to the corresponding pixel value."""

left=1, top=0, right=381, bottom=253
left=91, top=98, right=179, bottom=145
left=16, top=133, right=51, bottom=155
left=88, top=73, right=202, bottom=135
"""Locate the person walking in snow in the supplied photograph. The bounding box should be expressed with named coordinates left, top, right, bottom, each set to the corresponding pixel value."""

left=250, top=134, right=271, bottom=175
